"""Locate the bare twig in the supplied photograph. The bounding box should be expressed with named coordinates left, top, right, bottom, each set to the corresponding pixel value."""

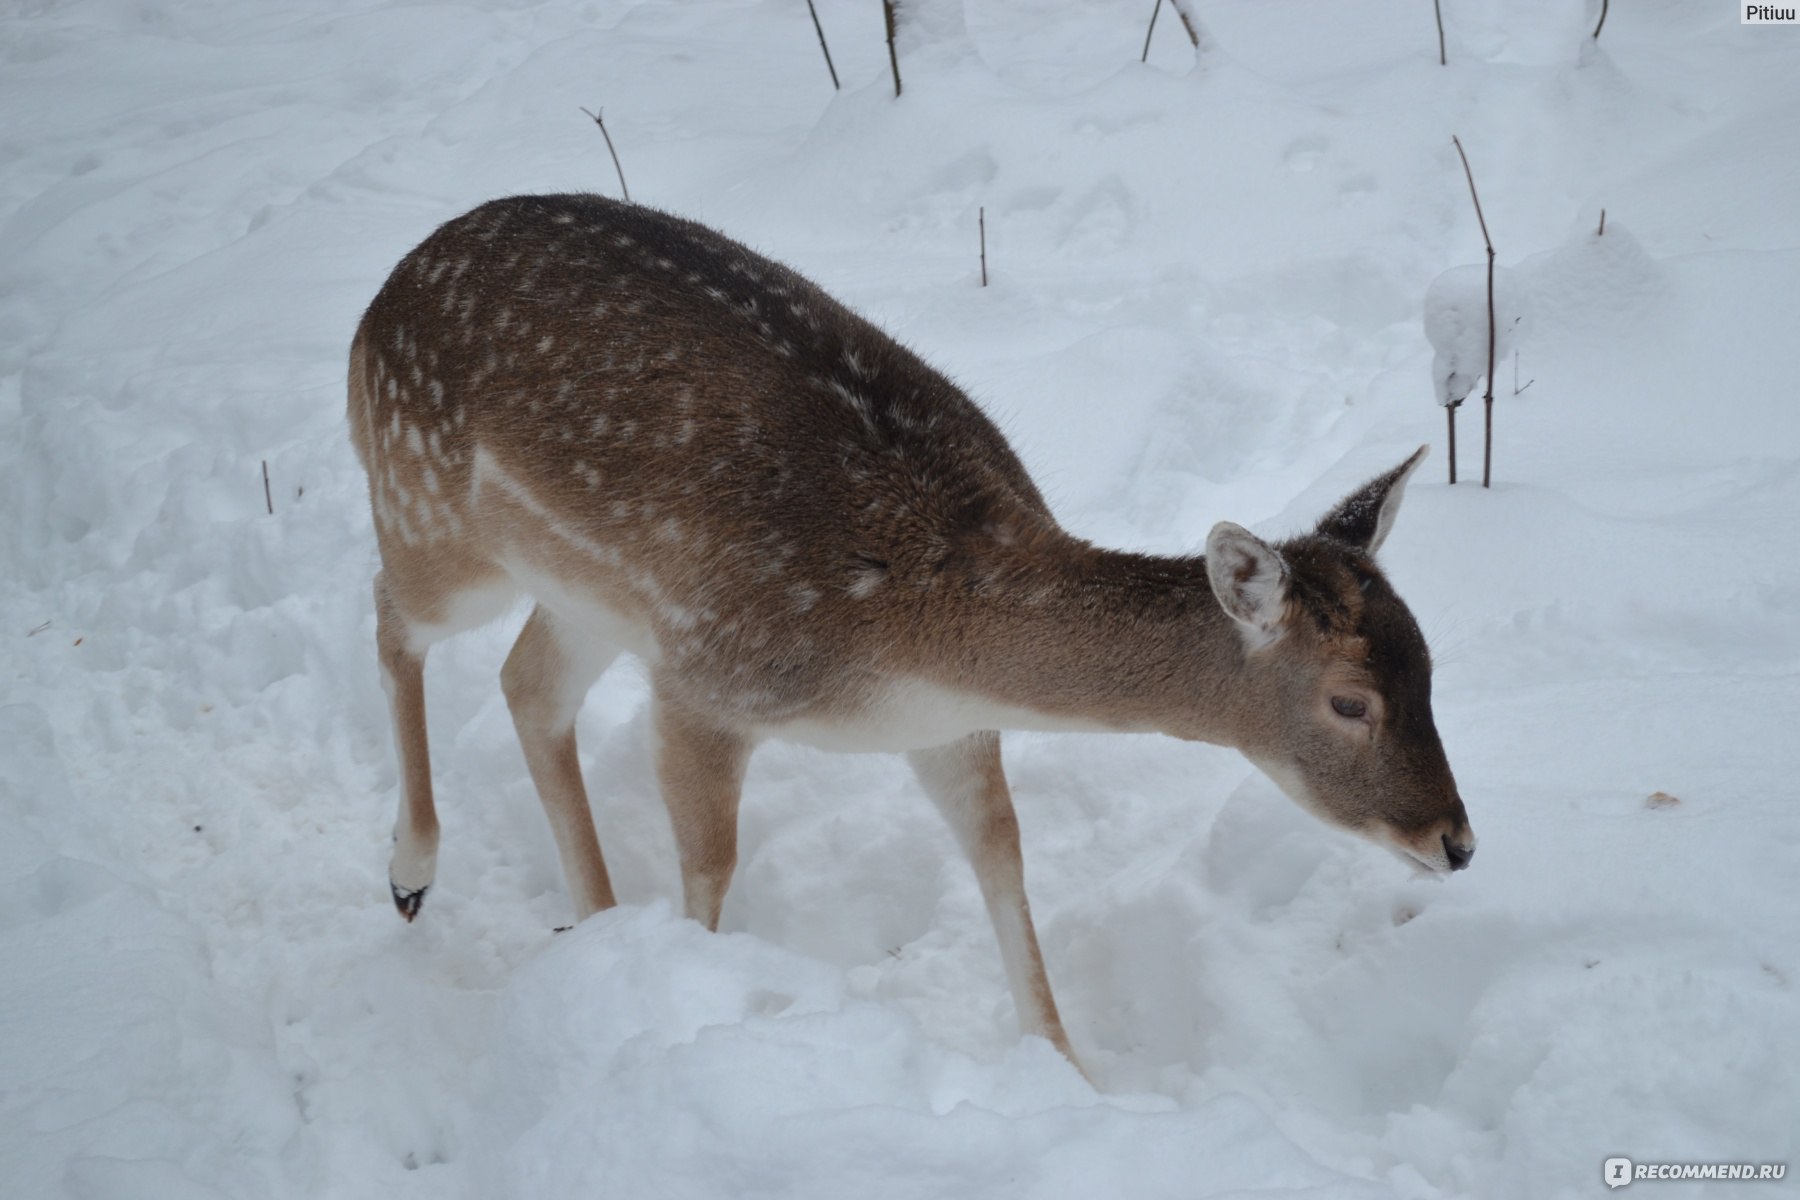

left=27, top=620, right=51, bottom=637
left=1597, top=207, right=1606, bottom=237
left=1142, top=0, right=1163, bottom=62
left=1593, top=0, right=1609, bottom=40
left=262, top=459, right=274, bottom=515
left=883, top=1, right=902, bottom=98
left=805, top=0, right=840, bottom=90
left=1513, top=349, right=1534, bottom=396
left=1171, top=0, right=1201, bottom=48
left=1451, top=135, right=1497, bottom=488
left=1451, top=137, right=1494, bottom=254
left=1446, top=404, right=1459, bottom=484
left=1434, top=0, right=1447, bottom=65
left=579, top=107, right=632, bottom=203
left=979, top=206, right=988, bottom=286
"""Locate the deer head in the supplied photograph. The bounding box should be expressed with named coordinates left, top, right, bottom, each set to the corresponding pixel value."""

left=1205, top=446, right=1473, bottom=873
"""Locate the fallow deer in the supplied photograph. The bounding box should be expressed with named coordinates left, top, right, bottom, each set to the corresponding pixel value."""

left=348, top=194, right=1473, bottom=1071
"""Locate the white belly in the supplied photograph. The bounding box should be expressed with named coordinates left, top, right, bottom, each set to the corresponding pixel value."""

left=762, top=678, right=1111, bottom=753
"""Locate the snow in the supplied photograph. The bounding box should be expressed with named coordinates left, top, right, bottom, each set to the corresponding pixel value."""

left=4, top=2, right=1799, bottom=1198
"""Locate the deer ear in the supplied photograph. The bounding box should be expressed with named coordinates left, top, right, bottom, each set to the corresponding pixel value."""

left=1315, top=444, right=1429, bottom=555
left=1206, top=522, right=1289, bottom=641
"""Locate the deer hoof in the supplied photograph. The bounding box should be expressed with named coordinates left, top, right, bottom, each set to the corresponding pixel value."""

left=391, top=881, right=428, bottom=921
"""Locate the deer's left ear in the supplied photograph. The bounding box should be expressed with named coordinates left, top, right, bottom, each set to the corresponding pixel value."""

left=1206, top=521, right=1289, bottom=642
left=1315, top=444, right=1429, bottom=555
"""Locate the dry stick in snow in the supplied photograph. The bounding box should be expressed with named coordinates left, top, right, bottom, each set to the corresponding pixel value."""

left=1446, top=399, right=1459, bottom=484
left=579, top=107, right=631, bottom=203
left=1142, top=0, right=1163, bottom=62
left=1143, top=0, right=1201, bottom=60
left=979, top=206, right=988, bottom=286
left=805, top=0, right=840, bottom=90
left=1434, top=0, right=1447, bottom=65
left=1593, top=0, right=1609, bottom=40
left=262, top=459, right=274, bottom=515
left=1169, top=0, right=1202, bottom=50
left=1597, top=207, right=1607, bottom=236
left=1513, top=349, right=1534, bottom=395
left=883, top=1, right=902, bottom=98
left=1137, top=0, right=1166, bottom=62
left=1451, top=135, right=1498, bottom=489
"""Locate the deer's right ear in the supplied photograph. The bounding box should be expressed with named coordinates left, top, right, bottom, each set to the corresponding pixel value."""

left=1206, top=522, right=1289, bottom=643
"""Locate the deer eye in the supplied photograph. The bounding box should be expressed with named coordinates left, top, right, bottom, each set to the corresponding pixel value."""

left=1331, top=696, right=1368, bottom=720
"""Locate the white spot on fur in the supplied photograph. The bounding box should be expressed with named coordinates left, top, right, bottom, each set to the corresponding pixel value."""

left=471, top=447, right=621, bottom=568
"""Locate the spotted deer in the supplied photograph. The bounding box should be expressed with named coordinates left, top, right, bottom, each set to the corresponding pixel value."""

left=348, top=194, right=1473, bottom=1072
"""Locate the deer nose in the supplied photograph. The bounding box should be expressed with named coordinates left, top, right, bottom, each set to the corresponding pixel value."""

left=1443, top=832, right=1474, bottom=871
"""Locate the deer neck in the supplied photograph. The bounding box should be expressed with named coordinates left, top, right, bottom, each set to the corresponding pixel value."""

left=915, top=532, right=1252, bottom=744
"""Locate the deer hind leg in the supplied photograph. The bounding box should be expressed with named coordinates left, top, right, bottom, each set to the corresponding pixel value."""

left=907, top=732, right=1081, bottom=1071
left=651, top=693, right=751, bottom=931
left=501, top=605, right=620, bottom=922
left=375, top=572, right=440, bottom=921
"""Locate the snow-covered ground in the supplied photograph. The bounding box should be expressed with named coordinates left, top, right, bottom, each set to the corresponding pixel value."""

left=4, top=1, right=1798, bottom=1196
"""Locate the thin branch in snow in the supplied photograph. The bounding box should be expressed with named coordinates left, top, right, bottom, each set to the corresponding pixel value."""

left=1513, top=349, right=1534, bottom=396
left=883, top=1, right=903, bottom=98
left=1446, top=403, right=1459, bottom=484
left=1597, top=207, right=1607, bottom=236
left=805, top=1, right=840, bottom=90
left=1434, top=0, right=1447, bottom=65
left=1451, top=134, right=1498, bottom=488
left=1169, top=0, right=1203, bottom=50
left=262, top=459, right=274, bottom=515
left=579, top=107, right=632, bottom=203
left=1142, top=0, right=1202, bottom=62
left=1593, top=0, right=1609, bottom=40
left=26, top=620, right=51, bottom=637
left=979, top=206, right=988, bottom=286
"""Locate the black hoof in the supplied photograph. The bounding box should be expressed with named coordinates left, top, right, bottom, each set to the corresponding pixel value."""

left=391, top=881, right=428, bottom=921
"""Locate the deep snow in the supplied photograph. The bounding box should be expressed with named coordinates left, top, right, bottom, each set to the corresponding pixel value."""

left=3, top=2, right=1798, bottom=1198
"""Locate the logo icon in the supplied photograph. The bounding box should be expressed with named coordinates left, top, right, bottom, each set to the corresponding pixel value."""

left=1605, top=1158, right=1634, bottom=1189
